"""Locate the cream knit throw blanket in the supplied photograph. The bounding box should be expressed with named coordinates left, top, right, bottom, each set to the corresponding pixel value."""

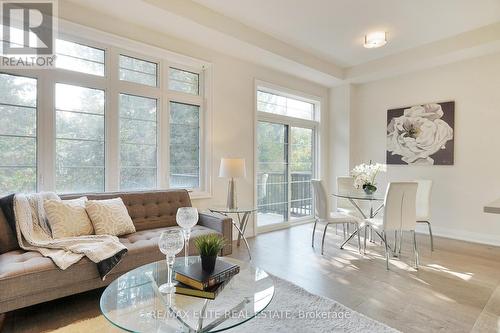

left=14, top=192, right=127, bottom=279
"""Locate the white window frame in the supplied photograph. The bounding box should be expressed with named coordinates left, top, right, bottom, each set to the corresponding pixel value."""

left=254, top=80, right=321, bottom=234
left=0, top=19, right=213, bottom=198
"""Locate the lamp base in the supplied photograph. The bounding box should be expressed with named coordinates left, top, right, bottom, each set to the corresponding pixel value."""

left=226, top=178, right=237, bottom=209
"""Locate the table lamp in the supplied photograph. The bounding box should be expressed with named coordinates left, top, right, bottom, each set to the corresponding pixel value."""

left=219, top=158, right=246, bottom=209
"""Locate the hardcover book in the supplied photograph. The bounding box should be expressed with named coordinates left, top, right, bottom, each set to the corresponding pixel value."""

left=174, top=278, right=231, bottom=300
left=174, top=259, right=240, bottom=290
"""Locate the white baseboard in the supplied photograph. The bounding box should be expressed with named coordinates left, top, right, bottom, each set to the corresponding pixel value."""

left=415, top=224, right=500, bottom=247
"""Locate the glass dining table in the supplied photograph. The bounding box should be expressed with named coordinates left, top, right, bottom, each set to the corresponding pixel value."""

left=332, top=191, right=385, bottom=249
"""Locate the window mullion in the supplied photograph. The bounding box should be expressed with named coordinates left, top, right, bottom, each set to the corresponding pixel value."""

left=106, top=47, right=120, bottom=191
left=159, top=94, right=169, bottom=189
left=38, top=72, right=56, bottom=192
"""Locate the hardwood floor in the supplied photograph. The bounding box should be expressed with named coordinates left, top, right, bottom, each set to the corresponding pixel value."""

left=230, top=224, right=500, bottom=332
left=3, top=223, right=500, bottom=332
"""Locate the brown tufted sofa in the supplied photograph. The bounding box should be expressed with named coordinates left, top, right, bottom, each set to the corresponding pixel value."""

left=0, top=189, right=232, bottom=314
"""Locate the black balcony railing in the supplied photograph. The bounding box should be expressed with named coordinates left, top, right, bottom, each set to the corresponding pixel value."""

left=257, top=171, right=312, bottom=219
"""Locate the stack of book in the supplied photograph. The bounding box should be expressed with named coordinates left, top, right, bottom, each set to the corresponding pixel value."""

left=174, top=259, right=240, bottom=299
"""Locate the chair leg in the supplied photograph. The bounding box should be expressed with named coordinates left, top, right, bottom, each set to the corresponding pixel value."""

left=311, top=220, right=318, bottom=248
left=399, top=230, right=403, bottom=255
left=321, top=224, right=329, bottom=255
left=426, top=221, right=434, bottom=251
left=412, top=230, right=419, bottom=269
left=342, top=223, right=346, bottom=239
left=356, top=224, right=361, bottom=253
left=363, top=225, right=368, bottom=254
left=393, top=230, right=397, bottom=254
left=383, top=232, right=390, bottom=271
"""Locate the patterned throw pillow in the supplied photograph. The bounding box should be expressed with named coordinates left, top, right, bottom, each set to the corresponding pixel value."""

left=44, top=197, right=95, bottom=239
left=85, top=198, right=136, bottom=236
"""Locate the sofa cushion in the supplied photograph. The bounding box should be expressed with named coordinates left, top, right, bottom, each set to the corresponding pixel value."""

left=0, top=250, right=100, bottom=303
left=119, top=225, right=218, bottom=256
left=62, top=190, right=192, bottom=231
left=0, top=225, right=219, bottom=305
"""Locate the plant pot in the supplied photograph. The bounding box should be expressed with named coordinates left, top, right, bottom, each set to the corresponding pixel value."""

left=201, top=255, right=217, bottom=272
left=363, top=184, right=377, bottom=195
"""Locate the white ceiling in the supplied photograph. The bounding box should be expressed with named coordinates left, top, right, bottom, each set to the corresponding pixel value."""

left=193, top=0, right=500, bottom=67
left=63, top=0, right=500, bottom=86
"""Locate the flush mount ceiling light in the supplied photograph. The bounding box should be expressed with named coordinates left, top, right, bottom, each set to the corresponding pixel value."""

left=364, top=31, right=387, bottom=49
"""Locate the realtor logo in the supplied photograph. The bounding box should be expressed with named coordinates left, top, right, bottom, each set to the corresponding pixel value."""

left=1, top=0, right=56, bottom=68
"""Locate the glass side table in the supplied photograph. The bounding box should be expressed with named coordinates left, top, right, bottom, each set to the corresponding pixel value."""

left=208, top=207, right=256, bottom=260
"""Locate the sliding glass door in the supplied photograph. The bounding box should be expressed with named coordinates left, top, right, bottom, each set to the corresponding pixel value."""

left=290, top=127, right=313, bottom=221
left=257, top=121, right=314, bottom=227
left=257, top=121, right=289, bottom=226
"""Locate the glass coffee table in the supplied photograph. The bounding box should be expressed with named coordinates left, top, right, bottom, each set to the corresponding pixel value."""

left=100, top=256, right=274, bottom=332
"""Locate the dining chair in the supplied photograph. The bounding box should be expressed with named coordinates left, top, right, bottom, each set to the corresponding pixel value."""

left=363, top=182, right=419, bottom=270
left=311, top=180, right=362, bottom=254
left=336, top=176, right=365, bottom=236
left=336, top=176, right=366, bottom=216
left=416, top=180, right=434, bottom=251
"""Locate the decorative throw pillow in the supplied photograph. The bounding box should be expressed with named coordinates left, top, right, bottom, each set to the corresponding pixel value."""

left=85, top=198, right=136, bottom=236
left=0, top=194, right=17, bottom=238
left=44, top=197, right=95, bottom=239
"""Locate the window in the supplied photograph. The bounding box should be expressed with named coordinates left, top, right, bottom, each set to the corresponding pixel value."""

left=56, top=39, right=105, bottom=76
left=169, top=102, right=200, bottom=189
left=256, top=86, right=318, bottom=229
left=257, top=90, right=314, bottom=121
left=0, top=73, right=37, bottom=195
left=119, top=55, right=157, bottom=87
left=55, top=83, right=105, bottom=193
left=0, top=30, right=208, bottom=196
left=169, top=67, right=199, bottom=95
left=119, top=94, right=157, bottom=190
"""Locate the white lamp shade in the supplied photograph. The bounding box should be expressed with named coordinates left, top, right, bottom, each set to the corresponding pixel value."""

left=219, top=158, right=246, bottom=178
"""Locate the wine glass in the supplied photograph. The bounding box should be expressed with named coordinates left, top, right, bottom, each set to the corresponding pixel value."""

left=176, top=207, right=199, bottom=266
left=158, top=229, right=184, bottom=293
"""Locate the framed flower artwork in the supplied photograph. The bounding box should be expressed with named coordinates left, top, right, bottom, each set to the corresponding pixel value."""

left=386, top=101, right=454, bottom=165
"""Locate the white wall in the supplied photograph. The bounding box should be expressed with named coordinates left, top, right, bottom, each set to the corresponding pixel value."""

left=58, top=2, right=330, bottom=238
left=348, top=52, right=500, bottom=245
left=329, top=84, right=352, bottom=193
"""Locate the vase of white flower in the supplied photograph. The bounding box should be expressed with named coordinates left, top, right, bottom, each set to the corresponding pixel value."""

left=351, top=162, right=386, bottom=195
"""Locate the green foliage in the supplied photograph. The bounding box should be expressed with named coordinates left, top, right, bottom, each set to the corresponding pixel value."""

left=194, top=234, right=225, bottom=257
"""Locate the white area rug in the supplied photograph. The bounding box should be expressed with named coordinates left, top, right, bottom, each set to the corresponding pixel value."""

left=53, top=275, right=399, bottom=333
left=231, top=275, right=399, bottom=333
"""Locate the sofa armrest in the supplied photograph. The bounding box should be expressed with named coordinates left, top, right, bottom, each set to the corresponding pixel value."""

left=198, top=212, right=233, bottom=256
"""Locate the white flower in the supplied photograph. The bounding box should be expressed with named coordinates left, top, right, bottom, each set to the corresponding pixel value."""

left=350, top=163, right=386, bottom=189
left=387, top=104, right=453, bottom=165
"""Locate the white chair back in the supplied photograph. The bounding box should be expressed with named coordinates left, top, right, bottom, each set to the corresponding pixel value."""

left=311, top=180, right=329, bottom=220
left=337, top=176, right=355, bottom=211
left=415, top=180, right=432, bottom=221
left=337, top=176, right=367, bottom=217
left=383, top=182, right=418, bottom=231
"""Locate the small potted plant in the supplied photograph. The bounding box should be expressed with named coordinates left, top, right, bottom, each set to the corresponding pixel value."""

left=194, top=234, right=225, bottom=272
